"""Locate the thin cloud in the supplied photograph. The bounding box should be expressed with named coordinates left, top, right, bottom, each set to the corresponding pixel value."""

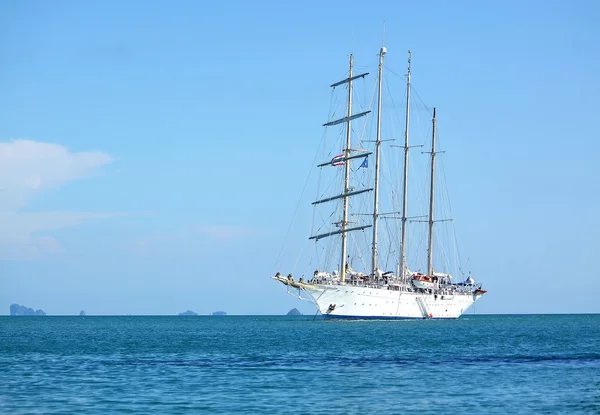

left=123, top=225, right=262, bottom=258
left=0, top=139, right=117, bottom=260
left=0, top=212, right=124, bottom=260
left=195, top=225, right=259, bottom=240
left=0, top=139, right=114, bottom=211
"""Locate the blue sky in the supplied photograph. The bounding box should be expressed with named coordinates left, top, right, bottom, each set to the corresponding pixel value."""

left=1, top=0, right=598, bottom=315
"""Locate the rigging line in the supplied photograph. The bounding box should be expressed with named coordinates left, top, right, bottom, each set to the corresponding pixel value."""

left=315, top=164, right=341, bottom=202
left=351, top=232, right=368, bottom=270
left=275, top=89, right=339, bottom=270
left=386, top=69, right=434, bottom=132
left=313, top=242, right=319, bottom=272
left=357, top=72, right=378, bottom=147
left=292, top=238, right=310, bottom=276
left=452, top=222, right=464, bottom=271
left=409, top=153, right=429, bottom=271
left=308, top=255, right=315, bottom=278
left=354, top=74, right=369, bottom=112
left=410, top=85, right=433, bottom=115
left=327, top=83, right=345, bottom=127
left=380, top=153, right=397, bottom=196
left=385, top=66, right=404, bottom=80
left=387, top=66, right=433, bottom=115
left=379, top=81, right=404, bottom=203
left=275, top=135, right=327, bottom=271
left=438, top=149, right=455, bottom=218
left=436, top=151, right=464, bottom=271
left=328, top=87, right=339, bottom=123
left=383, top=76, right=405, bottom=134
left=357, top=74, right=378, bottom=148
left=436, top=150, right=460, bottom=274
left=323, top=112, right=346, bottom=160
left=382, top=218, right=394, bottom=271
left=311, top=155, right=323, bottom=237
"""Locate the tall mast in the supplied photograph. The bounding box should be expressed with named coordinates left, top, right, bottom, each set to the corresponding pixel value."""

left=312, top=60, right=371, bottom=270
left=426, top=107, right=437, bottom=276
left=340, top=54, right=354, bottom=283
left=371, top=46, right=386, bottom=276
left=399, top=50, right=411, bottom=283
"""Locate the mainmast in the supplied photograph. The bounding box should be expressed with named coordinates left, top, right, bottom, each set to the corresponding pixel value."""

left=426, top=108, right=437, bottom=276
left=339, top=54, right=354, bottom=283
left=399, top=50, right=411, bottom=283
left=371, top=46, right=386, bottom=276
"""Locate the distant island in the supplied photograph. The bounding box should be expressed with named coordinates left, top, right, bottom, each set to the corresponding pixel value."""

left=179, top=310, right=198, bottom=316
left=10, top=304, right=46, bottom=316
left=287, top=308, right=302, bottom=316
left=212, top=311, right=227, bottom=316
left=79, top=311, right=86, bottom=316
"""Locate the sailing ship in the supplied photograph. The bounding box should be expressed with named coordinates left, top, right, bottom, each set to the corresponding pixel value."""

left=272, top=46, right=487, bottom=319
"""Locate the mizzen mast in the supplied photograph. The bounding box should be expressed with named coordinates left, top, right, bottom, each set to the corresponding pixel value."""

left=426, top=108, right=437, bottom=276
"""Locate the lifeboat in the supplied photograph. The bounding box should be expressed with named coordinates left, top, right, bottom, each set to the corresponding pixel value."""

left=411, top=273, right=435, bottom=290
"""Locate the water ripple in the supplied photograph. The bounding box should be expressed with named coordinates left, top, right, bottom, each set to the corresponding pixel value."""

left=1, top=315, right=599, bottom=414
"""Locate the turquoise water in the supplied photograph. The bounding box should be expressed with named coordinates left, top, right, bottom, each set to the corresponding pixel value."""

left=1, top=315, right=599, bottom=414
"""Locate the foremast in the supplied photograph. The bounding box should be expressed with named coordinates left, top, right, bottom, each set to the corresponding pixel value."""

left=371, top=47, right=386, bottom=276
left=399, top=51, right=411, bottom=284
left=310, top=54, right=371, bottom=283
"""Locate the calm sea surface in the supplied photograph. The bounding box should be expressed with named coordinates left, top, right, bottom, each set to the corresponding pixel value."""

left=1, top=314, right=599, bottom=414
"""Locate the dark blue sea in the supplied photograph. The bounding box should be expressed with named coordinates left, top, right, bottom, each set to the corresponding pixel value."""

left=1, top=315, right=599, bottom=414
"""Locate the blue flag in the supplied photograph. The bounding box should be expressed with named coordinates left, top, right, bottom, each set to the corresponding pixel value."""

left=358, top=157, right=368, bottom=169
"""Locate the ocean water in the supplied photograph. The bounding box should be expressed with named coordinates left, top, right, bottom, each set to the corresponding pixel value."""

left=1, top=315, right=599, bottom=414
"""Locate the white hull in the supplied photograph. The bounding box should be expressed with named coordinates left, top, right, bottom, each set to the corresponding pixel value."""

left=274, top=277, right=483, bottom=319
